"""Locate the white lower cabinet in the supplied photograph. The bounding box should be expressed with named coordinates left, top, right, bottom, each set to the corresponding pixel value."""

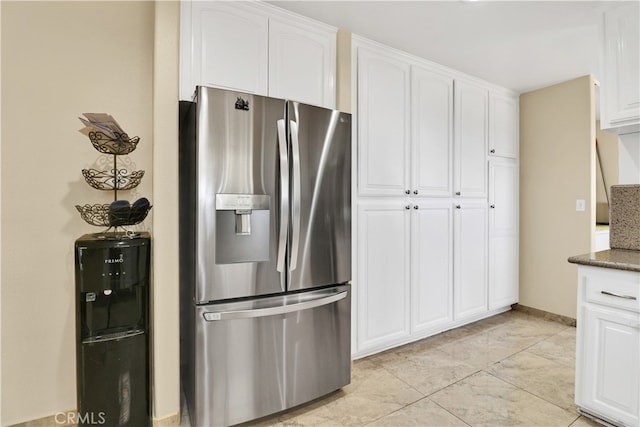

left=411, top=201, right=454, bottom=334
left=357, top=200, right=454, bottom=354
left=489, top=158, right=518, bottom=309
left=357, top=202, right=411, bottom=352
left=576, top=266, right=640, bottom=427
left=356, top=199, right=493, bottom=356
left=454, top=201, right=488, bottom=320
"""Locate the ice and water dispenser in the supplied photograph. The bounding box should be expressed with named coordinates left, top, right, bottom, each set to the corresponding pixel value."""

left=75, top=232, right=151, bottom=427
left=215, top=193, right=270, bottom=263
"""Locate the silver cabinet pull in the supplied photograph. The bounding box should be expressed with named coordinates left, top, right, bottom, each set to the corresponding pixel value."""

left=601, top=290, right=637, bottom=300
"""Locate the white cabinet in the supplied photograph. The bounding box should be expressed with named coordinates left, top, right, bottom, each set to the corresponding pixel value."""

left=353, top=36, right=517, bottom=358
left=489, top=158, right=519, bottom=310
left=489, top=93, right=519, bottom=158
left=356, top=200, right=453, bottom=354
left=575, top=266, right=640, bottom=426
left=269, top=18, right=336, bottom=107
left=454, top=201, right=488, bottom=320
left=356, top=46, right=410, bottom=197
left=180, top=1, right=337, bottom=108
left=411, top=201, right=454, bottom=334
left=601, top=3, right=640, bottom=133
left=454, top=80, right=488, bottom=199
left=411, top=66, right=454, bottom=197
left=181, top=1, right=268, bottom=99
left=357, top=202, right=411, bottom=352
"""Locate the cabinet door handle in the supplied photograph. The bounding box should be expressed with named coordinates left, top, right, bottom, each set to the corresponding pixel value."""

left=405, top=190, right=410, bottom=195
left=405, top=205, right=411, bottom=210
left=456, top=205, right=461, bottom=209
left=455, top=192, right=461, bottom=196
left=413, top=205, right=419, bottom=210
left=413, top=190, right=419, bottom=195
left=490, top=148, right=496, bottom=154
left=601, top=290, right=637, bottom=300
left=490, top=204, right=495, bottom=209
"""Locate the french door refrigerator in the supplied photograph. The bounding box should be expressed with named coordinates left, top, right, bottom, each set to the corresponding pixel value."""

left=179, top=86, right=352, bottom=427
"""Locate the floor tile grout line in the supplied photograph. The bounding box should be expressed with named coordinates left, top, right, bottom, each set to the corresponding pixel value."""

left=427, top=395, right=474, bottom=426
left=482, top=369, right=580, bottom=419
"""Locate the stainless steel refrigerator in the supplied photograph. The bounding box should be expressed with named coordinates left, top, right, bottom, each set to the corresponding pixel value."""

left=179, top=86, right=352, bottom=426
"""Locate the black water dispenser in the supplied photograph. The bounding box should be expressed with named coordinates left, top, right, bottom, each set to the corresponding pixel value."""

left=75, top=232, right=151, bottom=427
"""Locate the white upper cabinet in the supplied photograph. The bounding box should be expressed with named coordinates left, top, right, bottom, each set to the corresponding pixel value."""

left=411, top=66, right=454, bottom=197
left=489, top=93, right=519, bottom=158
left=601, top=3, right=640, bottom=133
left=181, top=2, right=268, bottom=99
left=268, top=18, right=336, bottom=107
left=454, top=80, right=488, bottom=198
left=357, top=45, right=411, bottom=197
left=180, top=1, right=337, bottom=109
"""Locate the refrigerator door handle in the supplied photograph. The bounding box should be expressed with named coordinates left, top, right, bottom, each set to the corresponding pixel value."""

left=276, top=119, right=289, bottom=274
left=202, top=291, right=347, bottom=321
left=289, top=120, right=301, bottom=271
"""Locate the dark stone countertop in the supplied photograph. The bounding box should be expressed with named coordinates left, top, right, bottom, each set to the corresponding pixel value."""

left=568, top=249, right=640, bottom=273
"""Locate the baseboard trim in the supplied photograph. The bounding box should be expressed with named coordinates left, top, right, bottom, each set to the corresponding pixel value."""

left=153, top=412, right=180, bottom=427
left=511, top=303, right=576, bottom=327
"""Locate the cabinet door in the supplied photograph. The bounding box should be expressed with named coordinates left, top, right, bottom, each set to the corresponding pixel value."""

left=187, top=2, right=268, bottom=96
left=411, top=66, right=454, bottom=197
left=489, top=158, right=518, bottom=310
left=357, top=203, right=411, bottom=352
left=411, top=201, right=453, bottom=334
left=489, top=93, right=518, bottom=158
left=578, top=304, right=640, bottom=426
left=454, top=201, right=488, bottom=320
left=357, top=46, right=411, bottom=197
left=601, top=3, right=640, bottom=131
left=454, top=80, right=488, bottom=198
left=268, top=18, right=336, bottom=109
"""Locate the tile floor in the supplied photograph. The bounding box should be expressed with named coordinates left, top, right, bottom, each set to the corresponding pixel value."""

left=187, top=310, right=604, bottom=427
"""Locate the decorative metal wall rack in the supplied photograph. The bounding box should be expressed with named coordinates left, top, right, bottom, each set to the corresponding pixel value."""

left=75, top=128, right=151, bottom=232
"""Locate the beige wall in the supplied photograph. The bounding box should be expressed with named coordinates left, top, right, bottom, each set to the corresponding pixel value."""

left=595, top=121, right=619, bottom=221
left=336, top=29, right=352, bottom=113
left=1, top=1, right=158, bottom=424
left=519, top=75, right=596, bottom=319
left=151, top=1, right=181, bottom=423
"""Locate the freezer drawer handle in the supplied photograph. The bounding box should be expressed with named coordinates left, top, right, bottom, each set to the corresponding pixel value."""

left=202, top=291, right=347, bottom=321
left=600, top=290, right=637, bottom=300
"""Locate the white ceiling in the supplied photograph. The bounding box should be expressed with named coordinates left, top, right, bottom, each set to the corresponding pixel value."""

left=267, top=0, right=635, bottom=94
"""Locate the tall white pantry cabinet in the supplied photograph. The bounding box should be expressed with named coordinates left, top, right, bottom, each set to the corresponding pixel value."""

left=353, top=37, right=519, bottom=357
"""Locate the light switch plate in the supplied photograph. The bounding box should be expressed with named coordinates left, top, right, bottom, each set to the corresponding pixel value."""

left=576, top=199, right=586, bottom=212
